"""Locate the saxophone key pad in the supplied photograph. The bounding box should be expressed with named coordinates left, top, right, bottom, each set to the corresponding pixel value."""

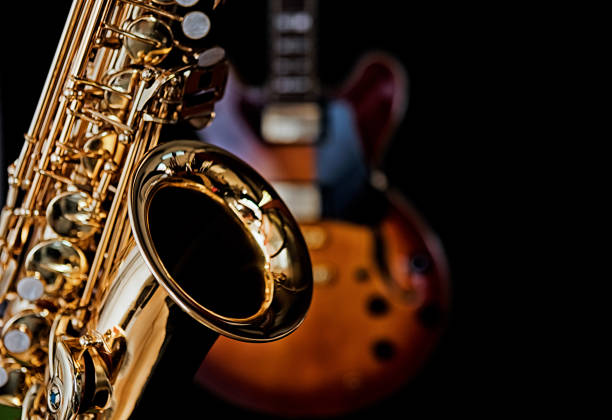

left=0, top=365, right=8, bottom=387
left=46, top=192, right=97, bottom=241
left=176, top=0, right=200, bottom=6
left=182, top=11, right=211, bottom=40
left=197, top=46, right=226, bottom=68
left=16, top=276, right=44, bottom=302
left=123, top=16, right=173, bottom=65
left=25, top=240, right=89, bottom=290
left=3, top=329, right=31, bottom=354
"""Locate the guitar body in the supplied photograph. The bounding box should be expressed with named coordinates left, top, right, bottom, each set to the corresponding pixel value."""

left=195, top=51, right=451, bottom=417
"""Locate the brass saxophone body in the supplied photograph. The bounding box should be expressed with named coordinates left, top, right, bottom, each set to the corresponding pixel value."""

left=0, top=1, right=313, bottom=419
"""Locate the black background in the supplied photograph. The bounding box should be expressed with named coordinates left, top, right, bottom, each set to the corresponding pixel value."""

left=0, top=0, right=546, bottom=417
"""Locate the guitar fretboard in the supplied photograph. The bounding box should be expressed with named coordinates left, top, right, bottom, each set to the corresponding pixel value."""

left=268, top=0, right=318, bottom=102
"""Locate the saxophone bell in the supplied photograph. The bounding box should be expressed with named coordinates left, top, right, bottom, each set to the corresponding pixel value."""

left=130, top=140, right=312, bottom=341
left=45, top=140, right=312, bottom=419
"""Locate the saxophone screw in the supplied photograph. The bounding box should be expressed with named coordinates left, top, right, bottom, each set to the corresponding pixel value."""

left=141, top=69, right=155, bottom=82
left=48, top=383, right=61, bottom=412
left=118, top=133, right=131, bottom=144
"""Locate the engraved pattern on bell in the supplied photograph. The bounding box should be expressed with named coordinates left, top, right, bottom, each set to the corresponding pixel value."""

left=25, top=240, right=88, bottom=289
left=123, top=16, right=173, bottom=65
left=46, top=192, right=97, bottom=240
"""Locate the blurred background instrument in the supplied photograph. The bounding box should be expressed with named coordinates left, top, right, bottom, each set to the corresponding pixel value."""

left=195, top=0, right=450, bottom=417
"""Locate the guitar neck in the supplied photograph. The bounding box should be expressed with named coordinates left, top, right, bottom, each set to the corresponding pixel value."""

left=267, top=0, right=319, bottom=102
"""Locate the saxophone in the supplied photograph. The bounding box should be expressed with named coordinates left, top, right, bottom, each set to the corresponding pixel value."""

left=0, top=1, right=313, bottom=419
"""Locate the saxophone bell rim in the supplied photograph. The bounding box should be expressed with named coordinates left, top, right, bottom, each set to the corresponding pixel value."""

left=127, top=140, right=313, bottom=343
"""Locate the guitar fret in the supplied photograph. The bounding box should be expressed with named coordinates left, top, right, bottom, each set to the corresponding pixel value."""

left=274, top=57, right=312, bottom=75
left=269, top=0, right=318, bottom=100
left=272, top=76, right=313, bottom=94
left=275, top=12, right=313, bottom=33
left=275, top=36, right=311, bottom=55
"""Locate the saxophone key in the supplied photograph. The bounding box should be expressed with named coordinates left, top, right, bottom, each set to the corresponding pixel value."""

left=46, top=192, right=100, bottom=241
left=0, top=357, right=30, bottom=407
left=1, top=310, right=51, bottom=366
left=103, top=70, right=139, bottom=111
left=81, top=131, right=125, bottom=178
left=181, top=11, right=210, bottom=40
left=175, top=0, right=200, bottom=7
left=122, top=16, right=174, bottom=65
left=16, top=277, right=45, bottom=302
left=25, top=240, right=88, bottom=294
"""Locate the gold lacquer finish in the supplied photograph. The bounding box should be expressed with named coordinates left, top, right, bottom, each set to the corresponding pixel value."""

left=0, top=0, right=312, bottom=418
left=46, top=192, right=99, bottom=241
left=0, top=357, right=31, bottom=407
left=25, top=240, right=89, bottom=290
left=129, top=140, right=311, bottom=341
left=123, top=16, right=174, bottom=64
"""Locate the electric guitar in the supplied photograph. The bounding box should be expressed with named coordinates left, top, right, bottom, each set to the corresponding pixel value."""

left=196, top=0, right=451, bottom=417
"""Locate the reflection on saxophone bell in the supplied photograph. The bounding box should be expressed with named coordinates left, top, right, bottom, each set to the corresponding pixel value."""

left=0, top=1, right=312, bottom=419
